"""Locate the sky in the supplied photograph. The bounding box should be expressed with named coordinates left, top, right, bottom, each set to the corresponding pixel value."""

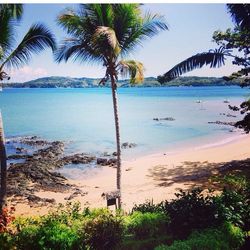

left=6, top=3, right=242, bottom=82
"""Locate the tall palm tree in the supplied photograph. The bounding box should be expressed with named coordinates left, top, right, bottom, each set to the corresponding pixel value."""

left=56, top=4, right=168, bottom=209
left=0, top=4, right=56, bottom=210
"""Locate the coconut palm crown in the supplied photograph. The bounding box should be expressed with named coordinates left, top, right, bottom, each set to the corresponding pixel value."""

left=56, top=4, right=168, bottom=208
left=0, top=4, right=56, bottom=79
left=56, top=4, right=168, bottom=84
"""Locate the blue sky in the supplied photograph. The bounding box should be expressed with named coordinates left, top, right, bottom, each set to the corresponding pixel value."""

left=7, top=3, right=240, bottom=82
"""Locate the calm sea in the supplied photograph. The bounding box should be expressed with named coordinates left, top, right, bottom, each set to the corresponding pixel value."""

left=0, top=86, right=249, bottom=159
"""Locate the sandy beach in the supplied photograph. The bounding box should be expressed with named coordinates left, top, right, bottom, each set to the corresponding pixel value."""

left=11, top=133, right=250, bottom=216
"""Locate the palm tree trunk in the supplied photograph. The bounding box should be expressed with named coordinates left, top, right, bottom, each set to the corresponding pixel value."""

left=110, top=73, right=122, bottom=209
left=0, top=110, right=7, bottom=212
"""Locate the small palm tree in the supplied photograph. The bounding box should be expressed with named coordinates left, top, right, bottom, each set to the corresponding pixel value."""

left=56, top=4, right=168, bottom=209
left=0, top=4, right=56, bottom=210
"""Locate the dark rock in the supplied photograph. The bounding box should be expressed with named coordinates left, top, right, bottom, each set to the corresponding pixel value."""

left=97, top=158, right=108, bottom=165
left=64, top=189, right=88, bottom=200
left=121, top=142, right=137, bottom=149
left=7, top=154, right=27, bottom=160
left=219, top=113, right=237, bottom=118
left=107, top=158, right=117, bottom=165
left=153, top=117, right=175, bottom=121
left=27, top=195, right=55, bottom=204
left=16, top=147, right=27, bottom=154
left=208, top=121, right=235, bottom=126
left=62, top=153, right=96, bottom=165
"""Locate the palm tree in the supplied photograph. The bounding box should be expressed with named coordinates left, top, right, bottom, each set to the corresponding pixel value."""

left=0, top=4, right=56, bottom=210
left=56, top=4, right=168, bottom=209
left=157, top=47, right=229, bottom=83
left=157, top=4, right=250, bottom=83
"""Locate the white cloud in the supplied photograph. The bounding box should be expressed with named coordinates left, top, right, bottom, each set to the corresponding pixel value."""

left=7, top=66, right=48, bottom=82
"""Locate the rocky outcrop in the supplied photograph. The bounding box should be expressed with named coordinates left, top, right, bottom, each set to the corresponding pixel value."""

left=3, top=136, right=119, bottom=207
left=153, top=117, right=175, bottom=121
left=208, top=121, right=235, bottom=126
left=61, top=153, right=96, bottom=165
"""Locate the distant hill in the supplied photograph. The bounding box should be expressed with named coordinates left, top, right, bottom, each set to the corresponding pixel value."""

left=2, top=76, right=243, bottom=88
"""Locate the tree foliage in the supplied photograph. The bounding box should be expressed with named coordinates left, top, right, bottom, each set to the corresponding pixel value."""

left=56, top=4, right=168, bottom=85
left=0, top=4, right=56, bottom=79
left=157, top=4, right=250, bottom=133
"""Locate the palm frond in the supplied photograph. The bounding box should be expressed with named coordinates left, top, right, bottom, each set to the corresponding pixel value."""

left=57, top=9, right=84, bottom=37
left=93, top=26, right=121, bottom=55
left=0, top=45, right=3, bottom=59
left=3, top=23, right=56, bottom=69
left=0, top=4, right=23, bottom=20
left=157, top=48, right=228, bottom=83
left=118, top=59, right=144, bottom=84
left=227, top=4, right=250, bottom=31
left=120, top=12, right=168, bottom=56
left=80, top=4, right=114, bottom=28
left=55, top=37, right=103, bottom=64
left=0, top=7, right=16, bottom=53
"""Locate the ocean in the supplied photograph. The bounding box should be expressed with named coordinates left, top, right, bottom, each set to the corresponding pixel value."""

left=0, top=86, right=249, bottom=159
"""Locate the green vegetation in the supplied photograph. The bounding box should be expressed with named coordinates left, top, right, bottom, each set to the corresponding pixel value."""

left=155, top=223, right=245, bottom=250
left=1, top=171, right=249, bottom=250
left=3, top=76, right=244, bottom=88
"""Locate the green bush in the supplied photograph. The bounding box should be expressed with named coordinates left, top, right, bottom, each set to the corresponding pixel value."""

left=132, top=183, right=250, bottom=239
left=155, top=222, right=245, bottom=250
left=14, top=220, right=81, bottom=250
left=82, top=210, right=124, bottom=250
left=223, top=222, right=245, bottom=249
left=0, top=232, right=14, bottom=250
left=12, top=204, right=84, bottom=250
left=164, top=189, right=218, bottom=238
left=213, top=189, right=250, bottom=229
left=221, top=174, right=248, bottom=191
left=126, top=211, right=169, bottom=240
left=132, top=200, right=167, bottom=214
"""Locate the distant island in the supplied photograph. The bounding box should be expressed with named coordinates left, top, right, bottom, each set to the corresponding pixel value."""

left=2, top=76, right=243, bottom=88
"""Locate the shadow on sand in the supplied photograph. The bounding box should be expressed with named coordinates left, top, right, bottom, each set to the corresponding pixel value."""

left=147, top=158, right=250, bottom=189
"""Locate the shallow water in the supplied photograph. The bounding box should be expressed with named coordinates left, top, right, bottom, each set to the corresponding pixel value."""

left=0, top=86, right=249, bottom=159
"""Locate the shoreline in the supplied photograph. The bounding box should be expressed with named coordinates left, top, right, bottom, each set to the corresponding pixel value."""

left=11, top=132, right=250, bottom=216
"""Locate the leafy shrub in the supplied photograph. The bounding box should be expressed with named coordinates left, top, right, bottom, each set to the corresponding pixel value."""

left=213, top=189, right=250, bottom=230
left=222, top=222, right=245, bottom=249
left=126, top=211, right=169, bottom=240
left=14, top=220, right=81, bottom=250
left=155, top=222, right=245, bottom=250
left=220, top=174, right=248, bottom=192
left=165, top=188, right=218, bottom=238
left=131, top=189, right=222, bottom=238
left=13, top=204, right=83, bottom=250
left=44, top=201, right=83, bottom=225
left=132, top=200, right=167, bottom=214
left=0, top=232, right=14, bottom=250
left=132, top=183, right=250, bottom=239
left=82, top=210, right=124, bottom=250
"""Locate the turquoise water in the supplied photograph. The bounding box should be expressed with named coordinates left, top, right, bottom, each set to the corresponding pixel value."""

left=0, top=86, right=249, bottom=158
